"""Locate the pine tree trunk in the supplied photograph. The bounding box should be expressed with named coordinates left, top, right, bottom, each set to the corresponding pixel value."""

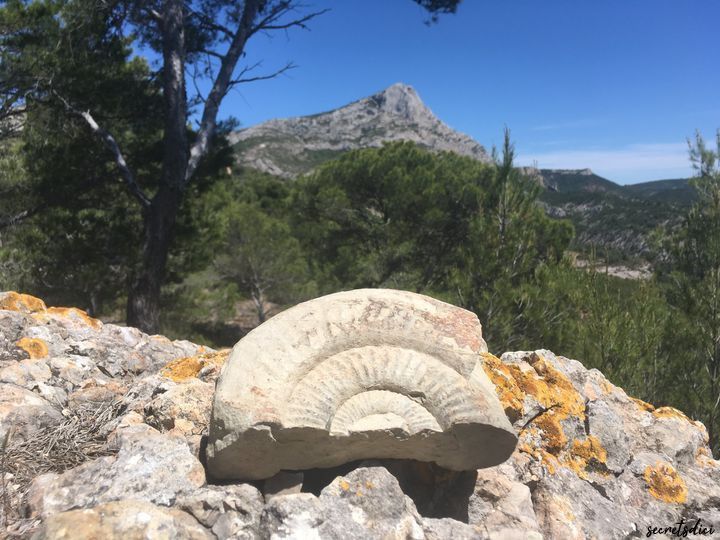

left=126, top=187, right=181, bottom=332
left=126, top=0, right=187, bottom=334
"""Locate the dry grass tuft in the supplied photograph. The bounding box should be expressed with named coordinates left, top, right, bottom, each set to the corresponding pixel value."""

left=0, top=399, right=126, bottom=536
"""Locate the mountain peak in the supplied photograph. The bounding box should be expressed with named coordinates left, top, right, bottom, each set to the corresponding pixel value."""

left=230, top=84, right=490, bottom=177
left=369, top=83, right=426, bottom=119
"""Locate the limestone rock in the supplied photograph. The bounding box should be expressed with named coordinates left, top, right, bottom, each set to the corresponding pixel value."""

left=422, top=518, right=483, bottom=539
left=0, top=358, right=52, bottom=391
left=318, top=467, right=425, bottom=539
left=176, top=484, right=264, bottom=538
left=480, top=349, right=720, bottom=539
left=31, top=500, right=213, bottom=539
left=4, top=292, right=720, bottom=539
left=260, top=467, right=425, bottom=539
left=263, top=471, right=305, bottom=501
left=0, top=291, right=208, bottom=389
left=0, top=383, right=63, bottom=442
left=143, top=378, right=214, bottom=438
left=208, top=289, right=517, bottom=480
left=28, top=426, right=206, bottom=518
left=260, top=493, right=326, bottom=539
left=468, top=467, right=542, bottom=538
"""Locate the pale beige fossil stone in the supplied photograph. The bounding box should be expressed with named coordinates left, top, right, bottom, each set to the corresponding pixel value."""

left=207, top=288, right=517, bottom=480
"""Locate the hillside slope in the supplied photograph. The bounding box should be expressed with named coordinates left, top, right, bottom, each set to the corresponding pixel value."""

left=531, top=169, right=692, bottom=259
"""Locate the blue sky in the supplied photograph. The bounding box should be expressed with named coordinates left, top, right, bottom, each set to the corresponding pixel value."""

left=211, top=0, right=719, bottom=184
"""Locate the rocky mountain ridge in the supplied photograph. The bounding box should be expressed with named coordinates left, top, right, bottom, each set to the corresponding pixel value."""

left=229, top=83, right=491, bottom=178
left=1, top=291, right=719, bottom=539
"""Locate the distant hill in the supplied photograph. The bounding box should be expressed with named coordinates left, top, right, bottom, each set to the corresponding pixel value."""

left=622, top=178, right=696, bottom=204
left=229, top=83, right=490, bottom=178
left=536, top=168, right=620, bottom=194
left=535, top=170, right=693, bottom=260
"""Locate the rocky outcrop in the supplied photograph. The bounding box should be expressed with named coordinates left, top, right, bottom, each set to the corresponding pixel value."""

left=229, top=83, right=490, bottom=178
left=1, top=290, right=719, bottom=539
left=208, top=289, right=517, bottom=480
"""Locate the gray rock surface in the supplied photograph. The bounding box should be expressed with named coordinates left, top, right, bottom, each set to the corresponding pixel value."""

left=27, top=425, right=206, bottom=517
left=263, top=471, right=305, bottom=501
left=229, top=82, right=490, bottom=178
left=260, top=467, right=426, bottom=539
left=208, top=289, right=517, bottom=480
left=31, top=499, right=214, bottom=539
left=176, top=484, right=264, bottom=539
left=0, top=383, right=64, bottom=442
left=421, top=517, right=483, bottom=539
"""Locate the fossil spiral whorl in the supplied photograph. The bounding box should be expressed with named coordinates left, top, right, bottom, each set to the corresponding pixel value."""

left=207, top=288, right=517, bottom=480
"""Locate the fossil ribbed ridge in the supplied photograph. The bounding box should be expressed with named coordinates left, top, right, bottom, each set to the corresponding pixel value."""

left=207, top=289, right=517, bottom=480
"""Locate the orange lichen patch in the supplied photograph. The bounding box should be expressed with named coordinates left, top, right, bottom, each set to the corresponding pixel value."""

left=600, top=379, right=616, bottom=395
left=519, top=355, right=587, bottom=462
left=567, top=436, right=609, bottom=478
left=162, top=356, right=203, bottom=382
left=0, top=292, right=47, bottom=313
left=43, top=307, right=102, bottom=330
left=482, top=352, right=590, bottom=472
left=15, top=337, right=49, bottom=359
left=643, top=461, right=688, bottom=504
left=517, top=440, right=558, bottom=474
left=518, top=355, right=584, bottom=453
left=534, top=413, right=567, bottom=456
left=160, top=350, right=229, bottom=382
left=653, top=406, right=691, bottom=422
left=523, top=354, right=585, bottom=419
left=480, top=352, right=525, bottom=422
left=632, top=397, right=655, bottom=412
left=339, top=479, right=350, bottom=492
left=696, top=447, right=718, bottom=468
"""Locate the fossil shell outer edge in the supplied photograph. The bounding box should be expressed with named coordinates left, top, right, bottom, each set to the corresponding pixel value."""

left=207, top=288, right=517, bottom=480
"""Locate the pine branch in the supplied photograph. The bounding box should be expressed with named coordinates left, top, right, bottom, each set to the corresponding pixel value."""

left=53, top=92, right=150, bottom=208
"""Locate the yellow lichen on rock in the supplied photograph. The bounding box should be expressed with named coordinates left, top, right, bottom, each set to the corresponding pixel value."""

left=480, top=351, right=585, bottom=427
left=480, top=352, right=525, bottom=422
left=482, top=352, right=588, bottom=474
left=161, top=350, right=229, bottom=382
left=534, top=413, right=568, bottom=456
left=631, top=397, right=655, bottom=412
left=517, top=440, right=558, bottom=474
left=524, top=354, right=586, bottom=420
left=653, top=406, right=691, bottom=422
left=696, top=447, right=718, bottom=468
left=643, top=461, right=688, bottom=504
left=567, top=436, right=608, bottom=477
left=45, top=307, right=102, bottom=330
left=515, top=354, right=585, bottom=458
left=600, top=379, right=616, bottom=395
left=16, top=337, right=49, bottom=359
left=0, top=292, right=47, bottom=313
